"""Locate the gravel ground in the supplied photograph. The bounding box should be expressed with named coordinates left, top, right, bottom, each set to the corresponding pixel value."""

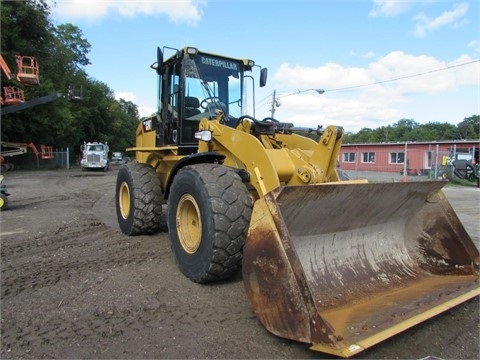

left=0, top=167, right=478, bottom=359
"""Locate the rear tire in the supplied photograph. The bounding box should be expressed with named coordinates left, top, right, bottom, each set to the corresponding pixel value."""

left=167, top=164, right=252, bottom=283
left=116, top=162, right=163, bottom=235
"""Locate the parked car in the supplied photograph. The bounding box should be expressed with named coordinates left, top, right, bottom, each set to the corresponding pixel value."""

left=111, top=152, right=129, bottom=164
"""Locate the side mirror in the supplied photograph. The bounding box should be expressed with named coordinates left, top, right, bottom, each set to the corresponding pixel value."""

left=260, top=67, right=267, bottom=87
left=155, top=46, right=165, bottom=75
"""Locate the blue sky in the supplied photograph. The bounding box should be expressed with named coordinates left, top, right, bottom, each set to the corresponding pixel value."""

left=49, top=0, right=479, bottom=133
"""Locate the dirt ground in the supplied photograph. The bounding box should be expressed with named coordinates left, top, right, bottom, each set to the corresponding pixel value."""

left=1, top=167, right=479, bottom=359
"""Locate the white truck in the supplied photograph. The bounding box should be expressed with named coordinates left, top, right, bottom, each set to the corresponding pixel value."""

left=80, top=141, right=109, bottom=171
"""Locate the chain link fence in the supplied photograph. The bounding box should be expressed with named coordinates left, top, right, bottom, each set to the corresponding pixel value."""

left=1, top=148, right=72, bottom=172
left=340, top=142, right=479, bottom=184
left=2, top=142, right=479, bottom=187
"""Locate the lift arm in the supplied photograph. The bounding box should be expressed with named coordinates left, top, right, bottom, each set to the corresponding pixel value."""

left=1, top=93, right=64, bottom=115
left=1, top=142, right=53, bottom=160
left=0, top=55, right=14, bottom=80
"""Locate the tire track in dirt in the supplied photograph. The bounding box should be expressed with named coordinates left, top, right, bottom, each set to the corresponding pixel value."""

left=2, top=286, right=256, bottom=358
left=1, top=170, right=479, bottom=359
left=2, top=169, right=174, bottom=358
left=1, top=222, right=167, bottom=300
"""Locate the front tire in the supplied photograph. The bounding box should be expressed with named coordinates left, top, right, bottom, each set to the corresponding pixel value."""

left=168, top=164, right=253, bottom=283
left=116, top=162, right=163, bottom=235
left=0, top=193, right=8, bottom=211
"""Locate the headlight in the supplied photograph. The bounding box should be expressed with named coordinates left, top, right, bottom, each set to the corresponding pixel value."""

left=186, top=47, right=198, bottom=55
left=194, top=130, right=212, bottom=141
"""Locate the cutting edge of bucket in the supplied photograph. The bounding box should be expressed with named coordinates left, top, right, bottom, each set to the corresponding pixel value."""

left=310, top=287, right=480, bottom=358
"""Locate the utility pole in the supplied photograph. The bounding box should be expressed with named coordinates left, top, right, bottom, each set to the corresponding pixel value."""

left=270, top=90, right=276, bottom=118
left=270, top=88, right=325, bottom=118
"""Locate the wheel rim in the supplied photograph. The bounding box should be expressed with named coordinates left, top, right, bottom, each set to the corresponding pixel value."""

left=119, top=182, right=131, bottom=219
left=176, top=194, right=202, bottom=254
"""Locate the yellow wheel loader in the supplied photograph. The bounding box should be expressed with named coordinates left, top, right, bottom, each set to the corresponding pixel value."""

left=115, top=46, right=479, bottom=357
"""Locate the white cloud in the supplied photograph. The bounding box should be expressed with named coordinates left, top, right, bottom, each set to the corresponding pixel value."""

left=115, top=91, right=156, bottom=117
left=275, top=62, right=371, bottom=91
left=137, top=105, right=157, bottom=118
left=367, top=51, right=455, bottom=94
left=115, top=91, right=136, bottom=102
left=268, top=51, right=479, bottom=132
left=50, top=0, right=203, bottom=24
left=369, top=0, right=412, bottom=17
left=453, top=55, right=480, bottom=86
left=413, top=2, right=469, bottom=37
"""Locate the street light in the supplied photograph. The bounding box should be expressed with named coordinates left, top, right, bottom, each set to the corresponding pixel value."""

left=270, top=88, right=325, bottom=117
left=278, top=88, right=325, bottom=98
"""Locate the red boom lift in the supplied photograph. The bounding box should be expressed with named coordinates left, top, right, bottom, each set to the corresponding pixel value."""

left=0, top=54, right=39, bottom=105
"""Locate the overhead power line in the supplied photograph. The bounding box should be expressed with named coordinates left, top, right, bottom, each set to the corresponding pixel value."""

left=324, top=58, right=480, bottom=92
left=256, top=57, right=479, bottom=112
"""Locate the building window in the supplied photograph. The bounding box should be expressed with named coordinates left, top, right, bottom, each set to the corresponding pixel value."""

left=390, top=152, right=405, bottom=164
left=426, top=151, right=432, bottom=168
left=343, top=152, right=355, bottom=163
left=362, top=152, right=375, bottom=163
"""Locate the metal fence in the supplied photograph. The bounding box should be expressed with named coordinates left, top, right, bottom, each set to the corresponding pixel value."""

left=342, top=169, right=450, bottom=183
left=2, top=148, right=72, bottom=171
left=339, top=142, right=478, bottom=183
left=2, top=143, right=478, bottom=186
left=338, top=143, right=479, bottom=182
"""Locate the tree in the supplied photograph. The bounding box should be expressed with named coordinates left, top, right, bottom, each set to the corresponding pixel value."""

left=109, top=99, right=139, bottom=151
left=389, top=119, right=417, bottom=140
left=408, top=122, right=458, bottom=141
left=1, top=0, right=141, bottom=157
left=0, top=0, right=54, bottom=58
left=344, top=127, right=381, bottom=143
left=457, top=115, right=480, bottom=139
left=55, top=24, right=91, bottom=69
left=343, top=117, right=479, bottom=143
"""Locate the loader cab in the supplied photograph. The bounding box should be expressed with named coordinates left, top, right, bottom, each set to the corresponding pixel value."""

left=152, top=46, right=267, bottom=154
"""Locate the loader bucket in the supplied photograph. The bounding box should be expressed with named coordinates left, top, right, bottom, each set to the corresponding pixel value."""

left=243, top=181, right=479, bottom=358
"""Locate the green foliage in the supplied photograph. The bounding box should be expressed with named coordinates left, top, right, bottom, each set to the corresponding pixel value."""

left=343, top=116, right=479, bottom=143
left=55, top=24, right=91, bottom=68
left=457, top=115, right=480, bottom=139
left=1, top=0, right=140, bottom=156
left=1, top=0, right=54, bottom=59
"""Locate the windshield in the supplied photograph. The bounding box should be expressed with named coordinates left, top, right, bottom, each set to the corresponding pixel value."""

left=183, top=54, right=243, bottom=119
left=86, top=145, right=104, bottom=151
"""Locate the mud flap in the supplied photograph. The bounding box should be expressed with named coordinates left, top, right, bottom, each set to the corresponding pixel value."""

left=242, top=181, right=479, bottom=358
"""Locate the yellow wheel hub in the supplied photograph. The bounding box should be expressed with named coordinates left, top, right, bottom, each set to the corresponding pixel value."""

left=176, top=194, right=202, bottom=254
left=118, top=182, right=131, bottom=219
